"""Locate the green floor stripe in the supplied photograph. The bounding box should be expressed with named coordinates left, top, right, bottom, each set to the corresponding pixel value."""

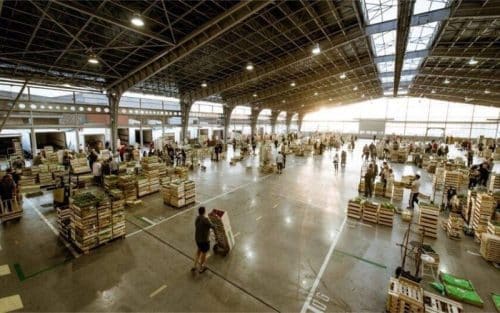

left=334, top=250, right=387, bottom=269
left=13, top=259, right=71, bottom=282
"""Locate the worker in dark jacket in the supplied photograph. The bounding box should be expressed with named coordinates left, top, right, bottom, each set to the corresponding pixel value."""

left=192, top=207, right=214, bottom=274
left=364, top=164, right=374, bottom=198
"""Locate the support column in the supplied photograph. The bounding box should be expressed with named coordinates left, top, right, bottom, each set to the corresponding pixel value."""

left=285, top=112, right=293, bottom=134
left=222, top=105, right=234, bottom=144
left=298, top=112, right=305, bottom=132
left=270, top=110, right=279, bottom=134
left=108, top=91, right=121, bottom=153
left=75, top=128, right=80, bottom=152
left=250, top=109, right=259, bottom=139
left=180, top=96, right=192, bottom=144
left=30, top=127, right=37, bottom=154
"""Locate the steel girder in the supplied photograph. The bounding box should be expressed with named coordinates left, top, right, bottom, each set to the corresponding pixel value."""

left=393, top=0, right=415, bottom=96
left=107, top=1, right=270, bottom=95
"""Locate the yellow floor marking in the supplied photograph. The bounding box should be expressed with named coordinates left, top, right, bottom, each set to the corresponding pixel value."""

left=256, top=216, right=262, bottom=221
left=149, top=285, right=167, bottom=298
left=0, top=295, right=23, bottom=312
left=0, top=265, right=11, bottom=276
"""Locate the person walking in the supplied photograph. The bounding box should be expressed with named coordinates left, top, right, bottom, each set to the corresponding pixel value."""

left=362, top=144, right=369, bottom=161
left=364, top=164, right=374, bottom=197
left=341, top=150, right=347, bottom=167
left=333, top=153, right=339, bottom=174
left=409, top=174, right=421, bottom=209
left=192, top=207, right=214, bottom=274
left=276, top=152, right=284, bottom=174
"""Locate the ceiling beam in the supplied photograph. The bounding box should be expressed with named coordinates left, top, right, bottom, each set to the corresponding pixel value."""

left=411, top=82, right=500, bottom=95
left=52, top=0, right=175, bottom=46
left=394, top=0, right=415, bottom=96
left=410, top=88, right=499, bottom=105
left=188, top=27, right=365, bottom=101
left=0, top=80, right=27, bottom=132
left=418, top=70, right=500, bottom=82
left=374, top=49, right=428, bottom=63
left=107, top=1, right=270, bottom=94
left=226, top=59, right=374, bottom=106
left=450, top=1, right=500, bottom=20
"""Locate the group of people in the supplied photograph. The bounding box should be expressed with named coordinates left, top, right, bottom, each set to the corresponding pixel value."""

left=363, top=161, right=395, bottom=198
left=468, top=157, right=495, bottom=188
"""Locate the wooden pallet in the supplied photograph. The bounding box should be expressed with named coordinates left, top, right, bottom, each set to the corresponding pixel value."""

left=387, top=277, right=424, bottom=313
left=347, top=200, right=363, bottom=219
left=480, top=233, right=500, bottom=263
left=423, top=291, right=463, bottom=313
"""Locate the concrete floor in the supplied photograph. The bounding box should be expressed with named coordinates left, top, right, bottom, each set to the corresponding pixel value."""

left=0, top=140, right=499, bottom=312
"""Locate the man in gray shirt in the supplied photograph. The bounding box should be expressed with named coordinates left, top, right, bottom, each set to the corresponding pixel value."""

left=192, top=207, right=214, bottom=273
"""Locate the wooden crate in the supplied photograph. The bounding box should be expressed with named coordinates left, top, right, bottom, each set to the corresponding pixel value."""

left=362, top=201, right=379, bottom=224
left=418, top=203, right=440, bottom=239
left=480, top=233, right=500, bottom=263
left=446, top=213, right=464, bottom=240
left=386, top=277, right=424, bottom=313
left=423, top=291, right=463, bottom=313
left=379, top=205, right=394, bottom=227
left=347, top=200, right=363, bottom=219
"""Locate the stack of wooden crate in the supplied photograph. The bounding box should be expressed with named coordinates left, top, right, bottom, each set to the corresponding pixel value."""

left=432, top=167, right=445, bottom=191
left=391, top=182, right=404, bottom=202
left=111, top=199, right=125, bottom=239
left=488, top=173, right=500, bottom=192
left=464, top=189, right=477, bottom=224
left=70, top=193, right=98, bottom=252
left=17, top=171, right=39, bottom=194
left=70, top=158, right=91, bottom=174
left=103, top=175, right=119, bottom=191
left=97, top=198, right=112, bottom=243
left=386, top=277, right=424, bottom=313
left=374, top=182, right=385, bottom=197
left=12, top=140, right=23, bottom=159
left=378, top=203, right=395, bottom=227
left=38, top=165, right=53, bottom=186
left=347, top=198, right=363, bottom=219
left=362, top=201, right=379, bottom=224
left=56, top=206, right=71, bottom=241
left=358, top=178, right=365, bottom=194
left=488, top=221, right=500, bottom=235
left=471, top=192, right=495, bottom=242
left=444, top=170, right=461, bottom=196
left=418, top=203, right=440, bottom=239
left=479, top=233, right=500, bottom=263
left=175, top=167, right=188, bottom=180
left=446, top=213, right=464, bottom=239
left=169, top=181, right=185, bottom=208
left=118, top=175, right=137, bottom=202
left=184, top=180, right=196, bottom=206
left=162, top=185, right=171, bottom=205
left=427, top=160, right=437, bottom=174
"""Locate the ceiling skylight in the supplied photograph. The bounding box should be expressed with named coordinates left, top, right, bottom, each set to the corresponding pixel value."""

left=402, top=57, right=423, bottom=71
left=361, top=0, right=398, bottom=25
left=400, top=75, right=416, bottom=82
left=371, top=30, right=396, bottom=56
left=376, top=61, right=395, bottom=73
left=413, top=0, right=448, bottom=15
left=381, top=76, right=394, bottom=83
left=406, top=22, right=439, bottom=52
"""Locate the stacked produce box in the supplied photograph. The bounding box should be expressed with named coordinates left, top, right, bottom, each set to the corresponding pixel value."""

left=464, top=189, right=477, bottom=224
left=471, top=192, right=495, bottom=242
left=12, top=141, right=23, bottom=159
left=362, top=201, right=379, bottom=224
left=17, top=171, right=39, bottom=193
left=347, top=198, right=363, bottom=219
left=175, top=167, right=188, bottom=180
left=168, top=180, right=185, bottom=208
left=184, top=180, right=196, bottom=206
left=378, top=202, right=395, bottom=227
left=446, top=213, right=464, bottom=239
left=38, top=165, right=53, bottom=186
left=433, top=167, right=445, bottom=191
left=488, top=221, right=500, bottom=235
left=103, top=175, right=119, bottom=191
left=444, top=170, right=462, bottom=196
left=70, top=158, right=91, bottom=174
left=70, top=193, right=98, bottom=252
left=479, top=233, right=500, bottom=263
left=418, top=202, right=440, bottom=239
left=97, top=198, right=112, bottom=243
left=118, top=175, right=137, bottom=202
left=56, top=206, right=71, bottom=241
left=386, top=277, right=423, bottom=313
left=489, top=173, right=500, bottom=192
left=374, top=182, right=385, bottom=197
left=111, top=199, right=125, bottom=239
left=391, top=182, right=404, bottom=202
left=140, top=156, right=161, bottom=196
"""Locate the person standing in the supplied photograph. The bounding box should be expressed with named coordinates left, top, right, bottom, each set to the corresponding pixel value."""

left=276, top=152, right=284, bottom=174
left=333, top=153, right=339, bottom=174
left=0, top=171, right=16, bottom=212
left=192, top=207, right=214, bottom=274
left=364, top=164, right=374, bottom=198
left=409, top=174, right=421, bottom=209
left=92, top=161, right=102, bottom=186
left=363, top=144, right=370, bottom=161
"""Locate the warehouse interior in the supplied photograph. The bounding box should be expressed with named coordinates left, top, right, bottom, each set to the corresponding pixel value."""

left=0, top=0, right=499, bottom=312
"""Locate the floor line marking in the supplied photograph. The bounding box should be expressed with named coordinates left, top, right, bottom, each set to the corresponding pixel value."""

left=141, top=217, right=155, bottom=225
left=466, top=250, right=481, bottom=256
left=29, top=202, right=80, bottom=258
left=149, top=285, right=167, bottom=298
left=300, top=218, right=346, bottom=313
left=0, top=295, right=23, bottom=313
left=333, top=250, right=387, bottom=269
left=256, top=216, right=262, bottom=221
left=128, top=172, right=275, bottom=237
left=272, top=203, right=279, bottom=209
left=0, top=264, right=11, bottom=276
left=234, top=232, right=240, bottom=238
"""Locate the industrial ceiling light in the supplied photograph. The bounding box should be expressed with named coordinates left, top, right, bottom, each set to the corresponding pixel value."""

left=312, top=43, right=321, bottom=55
left=361, top=94, right=365, bottom=98
left=353, top=86, right=358, bottom=91
left=282, top=99, right=286, bottom=103
left=131, top=13, right=144, bottom=27
left=314, top=92, right=318, bottom=96
left=253, top=93, right=257, bottom=97
left=468, top=57, right=478, bottom=65
left=328, top=98, right=333, bottom=101
left=290, top=81, right=296, bottom=87
left=88, top=54, right=99, bottom=64
left=431, top=89, right=436, bottom=94
left=444, top=78, right=450, bottom=84
left=201, top=81, right=207, bottom=88
left=246, top=62, right=254, bottom=71
left=340, top=73, right=346, bottom=79
left=484, top=89, right=491, bottom=94
left=301, top=104, right=304, bottom=107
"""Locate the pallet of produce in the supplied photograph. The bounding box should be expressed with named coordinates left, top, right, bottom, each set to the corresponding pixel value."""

left=446, top=213, right=464, bottom=240
left=184, top=180, right=196, bottom=205
left=489, top=173, right=500, bottom=192
left=56, top=206, right=71, bottom=240
left=70, top=193, right=98, bottom=252
left=162, top=185, right=171, bottom=205
left=358, top=178, right=365, bottom=193
left=374, top=182, right=385, bottom=197
left=418, top=202, right=440, bottom=239
left=472, top=192, right=495, bottom=241
left=379, top=202, right=395, bottom=227
left=118, top=175, right=137, bottom=202
left=111, top=199, right=125, bottom=238
left=104, top=175, right=119, bottom=191
left=169, top=181, right=185, bottom=208
left=480, top=233, right=500, bottom=263
left=386, top=277, right=424, bottom=313
left=362, top=200, right=379, bottom=224
left=391, top=183, right=404, bottom=202
left=423, top=291, right=463, bottom=313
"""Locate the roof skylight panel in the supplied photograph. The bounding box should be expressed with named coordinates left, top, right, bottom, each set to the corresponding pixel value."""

left=371, top=30, right=396, bottom=56
left=361, top=0, right=398, bottom=25
left=413, top=0, right=448, bottom=15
